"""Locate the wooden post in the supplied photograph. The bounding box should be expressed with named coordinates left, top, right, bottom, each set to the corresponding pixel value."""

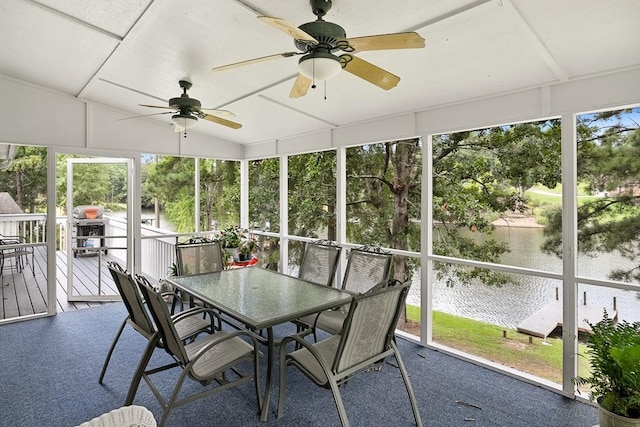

left=502, top=330, right=507, bottom=338
left=584, top=291, right=587, bottom=305
left=613, top=296, right=617, bottom=312
left=555, top=287, right=559, bottom=300
left=529, top=336, right=533, bottom=344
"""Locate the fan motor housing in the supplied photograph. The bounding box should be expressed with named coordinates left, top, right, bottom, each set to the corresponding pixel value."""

left=296, top=21, right=346, bottom=51
left=169, top=96, right=201, bottom=110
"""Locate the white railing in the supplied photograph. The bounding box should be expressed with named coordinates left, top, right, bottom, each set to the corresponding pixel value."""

left=0, top=213, right=47, bottom=243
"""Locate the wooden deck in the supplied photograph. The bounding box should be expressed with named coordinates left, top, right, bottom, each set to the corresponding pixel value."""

left=1, top=246, right=120, bottom=320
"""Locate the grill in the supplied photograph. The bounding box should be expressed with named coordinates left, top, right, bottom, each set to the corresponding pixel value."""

left=72, top=205, right=107, bottom=257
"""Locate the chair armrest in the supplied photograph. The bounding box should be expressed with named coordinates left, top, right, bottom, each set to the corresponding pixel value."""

left=172, top=306, right=221, bottom=330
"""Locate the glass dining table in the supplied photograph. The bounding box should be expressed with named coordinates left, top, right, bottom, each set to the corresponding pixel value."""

left=167, top=267, right=353, bottom=421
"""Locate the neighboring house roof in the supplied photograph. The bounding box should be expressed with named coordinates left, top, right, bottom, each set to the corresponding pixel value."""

left=0, top=192, right=23, bottom=214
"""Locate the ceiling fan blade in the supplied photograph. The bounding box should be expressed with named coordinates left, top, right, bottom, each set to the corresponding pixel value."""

left=200, top=113, right=242, bottom=129
left=138, top=104, right=173, bottom=109
left=118, top=111, right=174, bottom=121
left=212, top=52, right=301, bottom=72
left=199, top=108, right=236, bottom=118
left=341, top=55, right=400, bottom=90
left=289, top=74, right=312, bottom=98
left=258, top=16, right=318, bottom=43
left=345, top=32, right=425, bottom=52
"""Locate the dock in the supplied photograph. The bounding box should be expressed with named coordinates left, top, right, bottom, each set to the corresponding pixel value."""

left=517, top=300, right=617, bottom=338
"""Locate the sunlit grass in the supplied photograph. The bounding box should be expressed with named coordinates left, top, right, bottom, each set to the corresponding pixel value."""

left=405, top=305, right=590, bottom=384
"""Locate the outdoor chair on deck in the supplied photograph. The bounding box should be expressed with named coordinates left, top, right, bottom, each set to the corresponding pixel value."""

left=0, top=235, right=35, bottom=276
left=99, top=261, right=216, bottom=406
left=135, top=275, right=262, bottom=427
left=278, top=281, right=422, bottom=427
left=308, top=246, right=393, bottom=339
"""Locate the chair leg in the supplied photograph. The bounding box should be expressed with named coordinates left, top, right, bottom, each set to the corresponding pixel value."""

left=391, top=341, right=423, bottom=427
left=328, top=377, right=350, bottom=427
left=158, top=369, right=190, bottom=427
left=126, top=334, right=160, bottom=405
left=98, top=318, right=127, bottom=384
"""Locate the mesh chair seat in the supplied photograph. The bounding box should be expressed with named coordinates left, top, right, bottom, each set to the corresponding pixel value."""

left=77, top=405, right=156, bottom=427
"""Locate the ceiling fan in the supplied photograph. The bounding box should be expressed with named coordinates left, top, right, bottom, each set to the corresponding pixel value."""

left=121, top=80, right=242, bottom=132
left=211, top=0, right=425, bottom=98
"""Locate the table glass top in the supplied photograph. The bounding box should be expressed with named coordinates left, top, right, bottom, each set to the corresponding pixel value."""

left=169, top=268, right=353, bottom=329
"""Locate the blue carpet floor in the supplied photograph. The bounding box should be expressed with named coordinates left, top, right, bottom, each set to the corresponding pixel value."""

left=0, top=303, right=598, bottom=426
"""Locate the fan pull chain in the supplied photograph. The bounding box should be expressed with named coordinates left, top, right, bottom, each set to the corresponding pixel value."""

left=311, top=57, right=317, bottom=89
left=324, top=80, right=327, bottom=100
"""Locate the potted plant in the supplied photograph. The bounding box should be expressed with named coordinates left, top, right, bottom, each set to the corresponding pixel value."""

left=574, top=310, right=640, bottom=427
left=239, top=233, right=261, bottom=261
left=218, top=226, right=244, bottom=261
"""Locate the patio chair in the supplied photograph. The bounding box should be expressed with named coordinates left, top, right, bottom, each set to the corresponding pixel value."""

left=278, top=281, right=422, bottom=427
left=0, top=235, right=35, bottom=276
left=135, top=275, right=262, bottom=427
left=99, top=262, right=216, bottom=406
left=175, top=237, right=224, bottom=276
left=309, top=246, right=393, bottom=339
left=292, top=240, right=341, bottom=333
left=298, top=239, right=342, bottom=286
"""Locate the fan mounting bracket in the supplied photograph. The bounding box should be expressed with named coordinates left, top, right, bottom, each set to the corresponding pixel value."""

left=310, top=0, right=332, bottom=19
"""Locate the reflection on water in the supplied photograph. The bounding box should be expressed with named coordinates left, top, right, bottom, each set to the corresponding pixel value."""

left=407, top=227, right=640, bottom=328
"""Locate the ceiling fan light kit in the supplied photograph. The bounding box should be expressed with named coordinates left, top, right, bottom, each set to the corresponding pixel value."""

left=298, top=51, right=342, bottom=81
left=171, top=113, right=198, bottom=130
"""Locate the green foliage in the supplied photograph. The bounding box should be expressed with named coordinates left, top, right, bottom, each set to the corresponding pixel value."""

left=574, top=311, right=640, bottom=418
left=249, top=158, right=280, bottom=232
left=143, top=156, right=240, bottom=232
left=218, top=226, right=243, bottom=248
left=542, top=111, right=640, bottom=281
left=0, top=145, right=48, bottom=212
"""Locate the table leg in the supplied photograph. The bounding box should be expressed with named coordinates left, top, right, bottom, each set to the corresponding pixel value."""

left=260, top=327, right=274, bottom=421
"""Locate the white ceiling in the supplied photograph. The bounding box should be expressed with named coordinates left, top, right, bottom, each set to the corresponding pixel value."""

left=1, top=0, right=639, bottom=147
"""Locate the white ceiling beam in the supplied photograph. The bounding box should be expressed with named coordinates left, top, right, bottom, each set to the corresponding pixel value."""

left=501, top=0, right=569, bottom=82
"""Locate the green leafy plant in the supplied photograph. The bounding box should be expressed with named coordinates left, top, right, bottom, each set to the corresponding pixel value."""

left=218, top=226, right=243, bottom=248
left=239, top=233, right=261, bottom=256
left=574, top=310, right=640, bottom=418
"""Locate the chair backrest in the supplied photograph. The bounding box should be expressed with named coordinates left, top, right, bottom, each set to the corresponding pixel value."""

left=333, top=281, right=411, bottom=374
left=175, top=237, right=224, bottom=276
left=135, top=274, right=189, bottom=365
left=340, top=246, right=392, bottom=293
left=107, top=261, right=155, bottom=337
left=298, top=240, right=342, bottom=286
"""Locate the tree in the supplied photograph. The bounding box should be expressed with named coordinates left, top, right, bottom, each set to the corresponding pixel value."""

left=542, top=110, right=640, bottom=282
left=0, top=145, right=48, bottom=212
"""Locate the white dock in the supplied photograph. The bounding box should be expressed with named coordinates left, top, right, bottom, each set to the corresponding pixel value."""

left=517, top=300, right=616, bottom=338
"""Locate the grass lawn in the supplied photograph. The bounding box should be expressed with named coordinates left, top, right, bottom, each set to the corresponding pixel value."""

left=405, top=306, right=591, bottom=385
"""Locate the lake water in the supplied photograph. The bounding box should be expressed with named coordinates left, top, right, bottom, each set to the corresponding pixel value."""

left=407, top=226, right=640, bottom=328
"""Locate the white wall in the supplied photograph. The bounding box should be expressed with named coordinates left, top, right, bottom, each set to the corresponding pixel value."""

left=2, top=68, right=639, bottom=159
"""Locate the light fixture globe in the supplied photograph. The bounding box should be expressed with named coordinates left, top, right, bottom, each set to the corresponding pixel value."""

left=171, top=113, right=198, bottom=130
left=298, top=51, right=342, bottom=81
